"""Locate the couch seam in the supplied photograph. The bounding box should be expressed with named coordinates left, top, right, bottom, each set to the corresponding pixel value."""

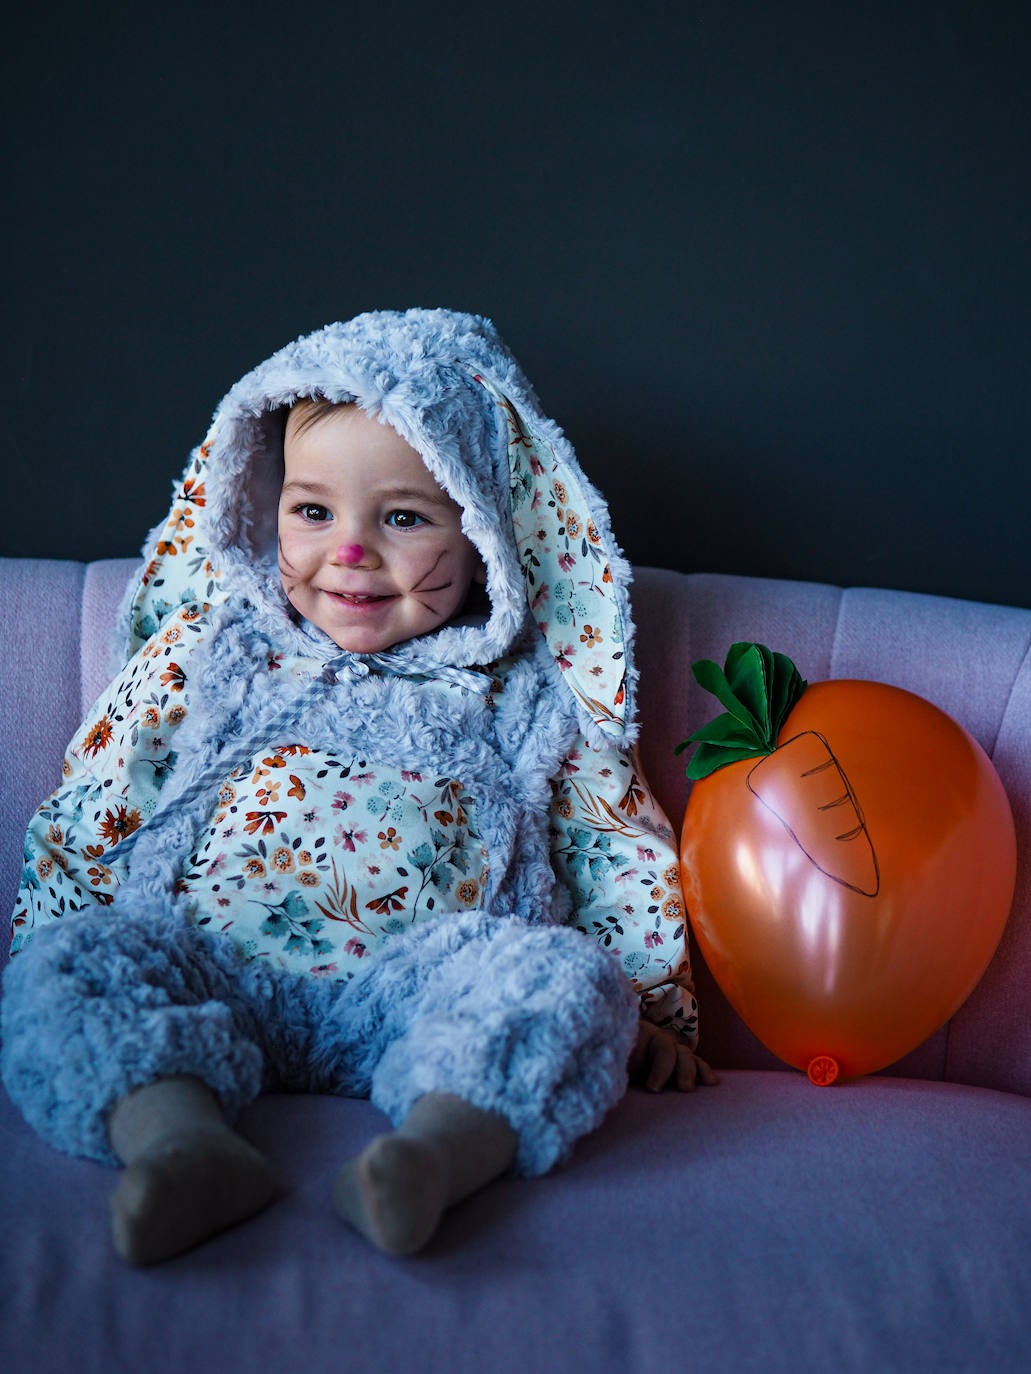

left=985, top=631, right=1031, bottom=762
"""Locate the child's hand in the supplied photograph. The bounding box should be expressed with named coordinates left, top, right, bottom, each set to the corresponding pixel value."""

left=628, top=1019, right=720, bottom=1094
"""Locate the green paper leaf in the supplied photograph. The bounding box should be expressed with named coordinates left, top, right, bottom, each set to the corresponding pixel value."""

left=685, top=741, right=770, bottom=781
left=690, top=657, right=762, bottom=733
left=724, top=643, right=775, bottom=741
left=675, top=641, right=808, bottom=780
left=678, top=711, right=765, bottom=753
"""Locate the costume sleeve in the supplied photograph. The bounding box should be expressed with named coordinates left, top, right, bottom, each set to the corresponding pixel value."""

left=9, top=604, right=210, bottom=954
left=549, top=731, right=699, bottom=1044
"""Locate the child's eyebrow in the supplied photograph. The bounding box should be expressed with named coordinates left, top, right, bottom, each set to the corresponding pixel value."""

left=280, top=478, right=334, bottom=498
left=378, top=485, right=457, bottom=509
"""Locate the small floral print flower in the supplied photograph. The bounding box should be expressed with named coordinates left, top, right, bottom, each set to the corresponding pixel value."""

left=553, top=480, right=569, bottom=505
left=366, top=885, right=409, bottom=914
left=587, top=520, right=601, bottom=545
left=82, top=715, right=115, bottom=759
left=87, top=863, right=113, bottom=888
left=637, top=845, right=657, bottom=863
left=161, top=624, right=184, bottom=645
left=344, top=939, right=367, bottom=958
left=579, top=625, right=603, bottom=648
left=36, top=857, right=55, bottom=880
left=565, top=512, right=583, bottom=540
left=455, top=880, right=480, bottom=907
left=554, top=796, right=575, bottom=819
left=46, top=824, right=64, bottom=845
left=297, top=870, right=319, bottom=887
left=332, top=791, right=355, bottom=812
left=378, top=828, right=401, bottom=851
left=165, top=705, right=187, bottom=726
left=270, top=847, right=295, bottom=874
left=558, top=552, right=576, bottom=573
left=644, top=930, right=664, bottom=949
left=298, top=849, right=314, bottom=865
left=243, top=858, right=267, bottom=878
left=620, top=777, right=645, bottom=817
left=160, top=662, right=187, bottom=692
left=661, top=895, right=684, bottom=922
left=243, top=809, right=287, bottom=836
left=663, top=863, right=680, bottom=887
left=335, top=825, right=368, bottom=853
left=217, top=781, right=238, bottom=806
left=141, top=707, right=161, bottom=729
left=98, top=804, right=142, bottom=847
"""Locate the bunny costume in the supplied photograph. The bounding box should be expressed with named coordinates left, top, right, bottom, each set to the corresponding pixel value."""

left=2, top=309, right=695, bottom=1177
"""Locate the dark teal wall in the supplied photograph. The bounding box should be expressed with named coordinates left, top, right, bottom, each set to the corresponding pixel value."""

left=6, top=2, right=1029, bottom=606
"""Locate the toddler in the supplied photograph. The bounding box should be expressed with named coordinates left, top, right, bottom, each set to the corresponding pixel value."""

left=2, top=308, right=713, bottom=1264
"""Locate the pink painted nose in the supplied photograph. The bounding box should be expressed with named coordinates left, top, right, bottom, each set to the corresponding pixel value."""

left=337, top=543, right=364, bottom=565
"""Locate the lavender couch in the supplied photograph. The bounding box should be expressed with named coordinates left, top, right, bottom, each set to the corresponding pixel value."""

left=3, top=556, right=1030, bottom=1374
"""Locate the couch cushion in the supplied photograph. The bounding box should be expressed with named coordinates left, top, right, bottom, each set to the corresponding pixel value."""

left=4, top=1072, right=1028, bottom=1374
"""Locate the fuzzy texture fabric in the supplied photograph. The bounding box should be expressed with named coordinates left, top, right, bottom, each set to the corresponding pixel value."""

left=3, top=308, right=697, bottom=1173
left=2, top=906, right=638, bottom=1177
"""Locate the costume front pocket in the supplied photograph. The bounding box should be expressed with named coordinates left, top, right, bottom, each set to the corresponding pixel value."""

left=181, top=747, right=489, bottom=979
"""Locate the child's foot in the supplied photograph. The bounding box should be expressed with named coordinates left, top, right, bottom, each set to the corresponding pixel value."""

left=107, top=1077, right=278, bottom=1265
left=334, top=1093, right=518, bottom=1256
left=334, top=1134, right=448, bottom=1256
left=111, top=1128, right=279, bottom=1265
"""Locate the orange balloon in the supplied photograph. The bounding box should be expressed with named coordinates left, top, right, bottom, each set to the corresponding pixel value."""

left=680, top=680, right=1017, bottom=1082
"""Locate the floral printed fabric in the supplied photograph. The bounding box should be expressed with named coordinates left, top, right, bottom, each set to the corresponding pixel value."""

left=12, top=604, right=697, bottom=1039
left=474, top=374, right=631, bottom=743
left=125, top=438, right=226, bottom=654
left=550, top=742, right=697, bottom=1038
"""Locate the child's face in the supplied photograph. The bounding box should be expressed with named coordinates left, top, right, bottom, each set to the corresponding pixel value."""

left=278, top=404, right=484, bottom=654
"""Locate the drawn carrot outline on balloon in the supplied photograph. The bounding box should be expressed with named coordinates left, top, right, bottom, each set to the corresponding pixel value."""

left=675, top=642, right=880, bottom=898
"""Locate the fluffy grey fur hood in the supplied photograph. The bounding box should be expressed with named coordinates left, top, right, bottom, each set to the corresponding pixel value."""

left=122, top=308, right=638, bottom=746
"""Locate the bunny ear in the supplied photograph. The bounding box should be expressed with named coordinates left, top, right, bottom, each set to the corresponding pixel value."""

left=117, top=431, right=230, bottom=661
left=473, top=373, right=636, bottom=744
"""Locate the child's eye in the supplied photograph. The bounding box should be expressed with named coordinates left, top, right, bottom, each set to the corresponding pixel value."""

left=297, top=503, right=331, bottom=523
left=386, top=510, right=427, bottom=530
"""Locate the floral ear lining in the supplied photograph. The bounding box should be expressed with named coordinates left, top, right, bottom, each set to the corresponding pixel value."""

left=472, top=373, right=632, bottom=742
left=122, top=434, right=228, bottom=658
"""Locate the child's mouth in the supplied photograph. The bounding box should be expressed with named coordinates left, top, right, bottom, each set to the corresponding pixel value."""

left=328, top=591, right=393, bottom=608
